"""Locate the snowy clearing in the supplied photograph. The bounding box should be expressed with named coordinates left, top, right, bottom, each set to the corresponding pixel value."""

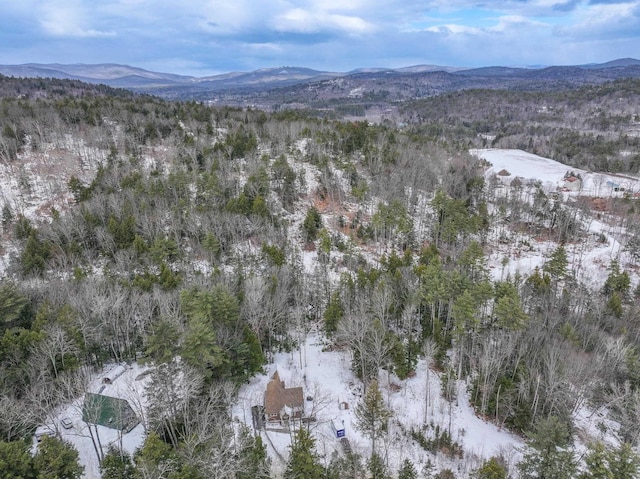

left=476, top=148, right=640, bottom=290
left=232, top=334, right=524, bottom=478
left=33, top=363, right=150, bottom=479
left=472, top=148, right=640, bottom=196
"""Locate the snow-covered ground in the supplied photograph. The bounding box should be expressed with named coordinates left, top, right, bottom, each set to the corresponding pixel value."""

left=14, top=139, right=638, bottom=478
left=487, top=230, right=625, bottom=290
left=34, top=363, right=150, bottom=479
left=472, top=148, right=640, bottom=196
left=232, top=334, right=524, bottom=478
left=0, top=137, right=104, bottom=223
left=475, top=149, right=639, bottom=291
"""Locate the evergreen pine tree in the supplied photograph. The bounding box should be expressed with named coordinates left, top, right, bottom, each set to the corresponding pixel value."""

left=100, top=446, right=136, bottom=479
left=398, top=458, right=418, bottom=479
left=326, top=450, right=364, bottom=479
left=323, top=292, right=343, bottom=336
left=21, top=231, right=51, bottom=275
left=580, top=442, right=613, bottom=479
left=473, top=456, right=507, bottom=479
left=603, top=260, right=630, bottom=299
left=284, top=428, right=324, bottom=479
left=494, top=293, right=528, bottom=329
left=0, top=281, right=28, bottom=331
left=608, top=442, right=640, bottom=479
left=33, top=435, right=84, bottom=479
left=237, top=426, right=270, bottom=479
left=134, top=432, right=180, bottom=477
left=354, top=379, right=391, bottom=455
left=302, top=206, right=322, bottom=242
left=144, top=319, right=180, bottom=364
left=181, top=316, right=224, bottom=377
left=543, top=244, right=569, bottom=282
left=0, top=440, right=34, bottom=478
left=367, top=452, right=389, bottom=479
left=517, top=416, right=576, bottom=479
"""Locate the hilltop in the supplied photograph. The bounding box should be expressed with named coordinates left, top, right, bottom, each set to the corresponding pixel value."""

left=2, top=58, right=640, bottom=105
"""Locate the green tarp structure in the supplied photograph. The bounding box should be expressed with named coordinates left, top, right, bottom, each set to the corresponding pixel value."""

left=82, top=393, right=139, bottom=433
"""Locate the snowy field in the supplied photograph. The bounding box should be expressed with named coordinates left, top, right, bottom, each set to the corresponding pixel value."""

left=474, top=149, right=640, bottom=290
left=472, top=148, right=640, bottom=196
left=232, top=334, right=524, bottom=478
left=34, top=363, right=149, bottom=479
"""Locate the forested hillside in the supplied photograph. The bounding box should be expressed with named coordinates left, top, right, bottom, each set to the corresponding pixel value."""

left=402, top=78, right=640, bottom=174
left=1, top=75, right=640, bottom=478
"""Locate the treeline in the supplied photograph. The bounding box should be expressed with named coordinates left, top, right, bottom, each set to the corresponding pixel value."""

left=0, top=73, right=137, bottom=99
left=402, top=78, right=640, bottom=174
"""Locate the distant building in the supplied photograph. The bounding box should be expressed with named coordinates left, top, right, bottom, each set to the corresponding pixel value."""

left=82, top=393, right=139, bottom=433
left=264, top=371, right=304, bottom=424
left=563, top=176, right=582, bottom=191
left=606, top=180, right=622, bottom=192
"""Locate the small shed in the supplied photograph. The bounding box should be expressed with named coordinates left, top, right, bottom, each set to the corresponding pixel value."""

left=102, top=365, right=127, bottom=384
left=332, top=419, right=345, bottom=438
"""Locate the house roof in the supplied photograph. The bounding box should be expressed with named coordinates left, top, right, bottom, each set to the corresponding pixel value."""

left=82, top=393, right=139, bottom=432
left=264, top=372, right=303, bottom=415
left=565, top=176, right=580, bottom=182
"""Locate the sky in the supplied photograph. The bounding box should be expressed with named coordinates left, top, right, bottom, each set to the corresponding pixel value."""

left=1, top=0, right=640, bottom=76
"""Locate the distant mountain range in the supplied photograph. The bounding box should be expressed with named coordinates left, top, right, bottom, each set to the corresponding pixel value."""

left=2, top=58, right=640, bottom=104
left=0, top=62, right=469, bottom=89
left=0, top=63, right=192, bottom=87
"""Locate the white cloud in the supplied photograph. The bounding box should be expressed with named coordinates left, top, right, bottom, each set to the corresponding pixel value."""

left=555, top=1, right=640, bottom=39
left=300, top=0, right=373, bottom=10
left=39, top=1, right=115, bottom=38
left=488, top=15, right=549, bottom=32
left=2, top=0, right=640, bottom=74
left=330, top=14, right=374, bottom=33
left=40, top=22, right=115, bottom=38
left=273, top=8, right=374, bottom=34
left=424, top=24, right=482, bottom=35
left=421, top=14, right=549, bottom=37
left=245, top=42, right=285, bottom=53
